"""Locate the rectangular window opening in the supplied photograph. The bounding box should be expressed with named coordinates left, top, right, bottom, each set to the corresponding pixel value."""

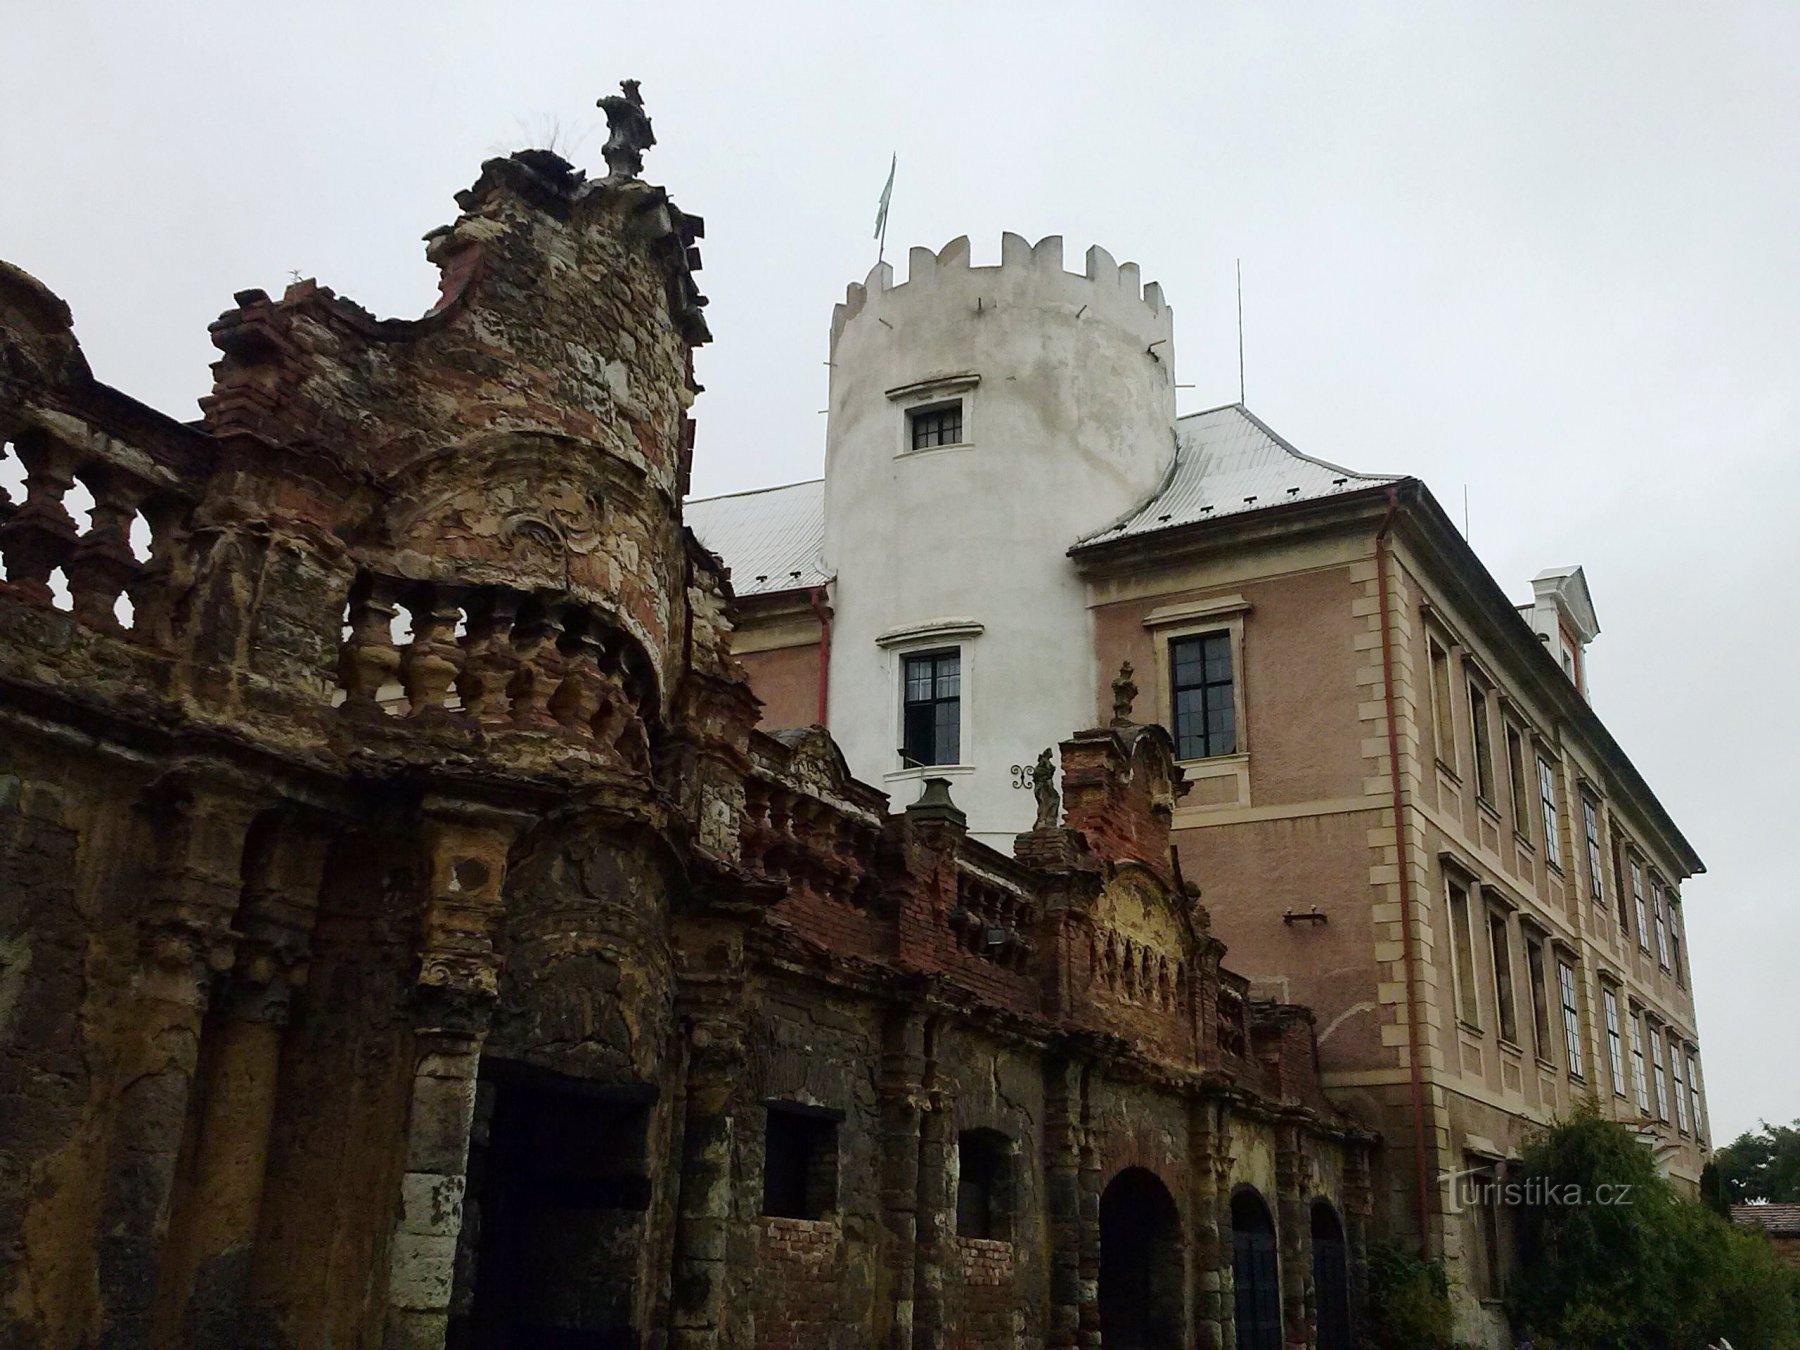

left=908, top=400, right=964, bottom=451
left=955, top=1129, right=1014, bottom=1241
left=1557, top=958, right=1584, bottom=1080
left=1582, top=796, right=1606, bottom=906
left=1526, top=937, right=1554, bottom=1063
left=1170, top=630, right=1236, bottom=760
left=1537, top=757, right=1562, bottom=868
left=1602, top=987, right=1627, bottom=1097
left=762, top=1105, right=840, bottom=1221
left=1505, top=725, right=1530, bottom=841
left=1430, top=641, right=1456, bottom=767
left=1448, top=879, right=1481, bottom=1027
left=1489, top=912, right=1518, bottom=1045
left=1469, top=682, right=1496, bottom=802
left=901, top=648, right=961, bottom=767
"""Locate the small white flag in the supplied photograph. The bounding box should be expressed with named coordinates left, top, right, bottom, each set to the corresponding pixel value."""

left=874, top=153, right=896, bottom=240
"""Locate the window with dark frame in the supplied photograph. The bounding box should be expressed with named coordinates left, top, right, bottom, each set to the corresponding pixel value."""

left=908, top=400, right=964, bottom=450
left=1537, top=756, right=1562, bottom=867
left=1650, top=1024, right=1670, bottom=1120
left=1602, top=986, right=1627, bottom=1096
left=1670, top=1039, right=1689, bottom=1133
left=1670, top=903, right=1686, bottom=987
left=1526, top=936, right=1553, bottom=1062
left=1448, top=878, right=1481, bottom=1027
left=1488, top=912, right=1518, bottom=1044
left=1652, top=881, right=1671, bottom=968
left=1630, top=858, right=1651, bottom=952
left=1629, top=1007, right=1650, bottom=1113
left=1686, top=1051, right=1703, bottom=1136
left=1556, top=957, right=1584, bottom=1079
left=901, top=649, right=961, bottom=767
left=1429, top=640, right=1457, bottom=766
left=1469, top=681, right=1496, bottom=801
left=1581, top=796, right=1605, bottom=905
left=1170, top=631, right=1236, bottom=760
left=1505, top=724, right=1530, bottom=840
left=761, top=1105, right=839, bottom=1221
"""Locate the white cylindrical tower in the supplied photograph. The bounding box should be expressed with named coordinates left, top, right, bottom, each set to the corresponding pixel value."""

left=822, top=232, right=1177, bottom=845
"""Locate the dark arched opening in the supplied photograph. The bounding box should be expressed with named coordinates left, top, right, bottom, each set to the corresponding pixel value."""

left=1098, top=1167, right=1184, bottom=1349
left=1231, top=1186, right=1282, bottom=1350
left=1311, top=1199, right=1352, bottom=1350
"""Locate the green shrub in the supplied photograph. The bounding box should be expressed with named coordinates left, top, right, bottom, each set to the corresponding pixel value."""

left=1508, top=1106, right=1800, bottom=1349
left=1363, top=1238, right=1457, bottom=1350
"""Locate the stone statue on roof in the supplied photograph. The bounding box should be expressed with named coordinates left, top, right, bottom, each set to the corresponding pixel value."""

left=1031, top=747, right=1059, bottom=829
left=598, top=79, right=656, bottom=179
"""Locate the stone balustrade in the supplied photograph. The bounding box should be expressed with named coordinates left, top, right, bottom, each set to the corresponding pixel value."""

left=336, top=570, right=656, bottom=766
left=948, top=869, right=1035, bottom=968
left=740, top=778, right=882, bottom=908
left=0, top=418, right=192, bottom=644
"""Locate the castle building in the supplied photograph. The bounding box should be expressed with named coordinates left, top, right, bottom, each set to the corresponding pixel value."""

left=691, top=237, right=1710, bottom=1345
left=0, top=124, right=1379, bottom=1350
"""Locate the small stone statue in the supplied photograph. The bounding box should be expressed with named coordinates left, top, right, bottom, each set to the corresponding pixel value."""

left=1111, top=661, right=1139, bottom=725
left=1031, top=748, right=1059, bottom=828
left=598, top=79, right=656, bottom=179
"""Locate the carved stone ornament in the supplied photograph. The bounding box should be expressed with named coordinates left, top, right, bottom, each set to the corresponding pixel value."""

left=1111, top=660, right=1139, bottom=725
left=598, top=79, right=656, bottom=179
left=1031, top=747, right=1059, bottom=829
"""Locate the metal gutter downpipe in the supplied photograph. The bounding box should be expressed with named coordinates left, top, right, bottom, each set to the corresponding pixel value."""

left=1377, top=484, right=1434, bottom=1251
left=809, top=586, right=832, bottom=726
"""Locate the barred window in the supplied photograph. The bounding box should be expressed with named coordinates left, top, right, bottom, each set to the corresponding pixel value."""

left=1557, top=959, right=1584, bottom=1080
left=901, top=649, right=961, bottom=767
left=1537, top=757, right=1562, bottom=867
left=1170, top=631, right=1235, bottom=760
left=1602, top=987, right=1627, bottom=1097
left=908, top=401, right=964, bottom=450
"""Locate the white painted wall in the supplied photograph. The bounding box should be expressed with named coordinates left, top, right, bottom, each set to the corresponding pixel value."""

left=821, top=233, right=1177, bottom=845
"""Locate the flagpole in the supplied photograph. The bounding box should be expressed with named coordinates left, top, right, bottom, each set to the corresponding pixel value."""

left=875, top=153, right=896, bottom=267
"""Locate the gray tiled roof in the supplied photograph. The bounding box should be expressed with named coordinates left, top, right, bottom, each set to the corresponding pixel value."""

left=686, top=477, right=830, bottom=597
left=1077, top=404, right=1398, bottom=548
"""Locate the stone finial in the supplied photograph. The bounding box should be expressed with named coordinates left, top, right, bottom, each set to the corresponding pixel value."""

left=905, top=775, right=966, bottom=829
left=1030, top=748, right=1060, bottom=829
left=1111, top=661, right=1139, bottom=725
left=598, top=79, right=656, bottom=179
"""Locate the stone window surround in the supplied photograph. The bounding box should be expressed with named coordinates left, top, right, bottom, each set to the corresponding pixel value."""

left=877, top=618, right=984, bottom=784
left=1597, top=973, right=1629, bottom=1099
left=1440, top=853, right=1485, bottom=1034
left=887, top=372, right=980, bottom=460
left=1144, top=595, right=1250, bottom=812
left=1483, top=893, right=1522, bottom=1054
left=1519, top=918, right=1558, bottom=1069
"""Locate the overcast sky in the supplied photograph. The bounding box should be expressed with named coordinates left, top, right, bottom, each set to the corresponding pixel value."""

left=5, top=2, right=1795, bottom=1143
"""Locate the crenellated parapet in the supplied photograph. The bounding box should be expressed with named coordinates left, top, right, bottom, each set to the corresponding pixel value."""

left=829, top=232, right=1173, bottom=355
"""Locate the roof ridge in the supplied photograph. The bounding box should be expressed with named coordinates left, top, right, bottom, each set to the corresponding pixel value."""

left=1232, top=405, right=1401, bottom=482
left=686, top=475, right=823, bottom=506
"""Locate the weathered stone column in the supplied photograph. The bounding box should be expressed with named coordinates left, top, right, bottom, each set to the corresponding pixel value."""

left=912, top=1037, right=954, bottom=1350
left=1045, top=1058, right=1084, bottom=1350
left=1214, top=1104, right=1238, bottom=1350
left=1189, top=1097, right=1230, bottom=1350
left=1275, top=1120, right=1313, bottom=1350
left=877, top=1009, right=927, bottom=1350
left=382, top=810, right=515, bottom=1350
left=160, top=815, right=325, bottom=1347
left=667, top=977, right=749, bottom=1350
left=1343, top=1143, right=1374, bottom=1335
left=1076, top=1071, right=1102, bottom=1350
left=96, top=773, right=263, bottom=1350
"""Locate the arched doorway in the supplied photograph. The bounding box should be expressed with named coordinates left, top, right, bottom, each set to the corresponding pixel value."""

left=1311, top=1200, right=1352, bottom=1350
left=1098, top=1167, right=1183, bottom=1349
left=1231, top=1187, right=1282, bottom=1350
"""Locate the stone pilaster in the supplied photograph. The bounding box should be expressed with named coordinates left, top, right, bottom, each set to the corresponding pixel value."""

left=668, top=983, right=748, bottom=1350
left=1044, top=1058, right=1083, bottom=1350
left=1275, top=1120, right=1313, bottom=1350
left=1189, top=1098, right=1229, bottom=1350
left=96, top=773, right=263, bottom=1350
left=1076, top=1076, right=1102, bottom=1350
left=160, top=813, right=326, bottom=1347
left=1215, top=1125, right=1238, bottom=1350
left=877, top=1010, right=927, bottom=1350
left=912, top=1056, right=955, bottom=1350
left=382, top=810, right=515, bottom=1350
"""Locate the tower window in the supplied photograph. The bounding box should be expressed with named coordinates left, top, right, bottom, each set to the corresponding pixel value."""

left=909, top=400, right=964, bottom=450
left=902, top=649, right=961, bottom=766
left=1170, top=631, right=1235, bottom=759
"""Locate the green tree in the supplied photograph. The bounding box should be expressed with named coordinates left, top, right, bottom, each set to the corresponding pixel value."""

left=1713, top=1118, right=1800, bottom=1204
left=1508, top=1107, right=1800, bottom=1349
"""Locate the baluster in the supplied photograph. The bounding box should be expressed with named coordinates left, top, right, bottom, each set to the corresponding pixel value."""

left=126, top=498, right=182, bottom=647
left=454, top=588, right=518, bottom=722
left=337, top=574, right=402, bottom=717
left=66, top=466, right=142, bottom=629
left=506, top=598, right=561, bottom=729
left=0, top=429, right=79, bottom=605
left=548, top=606, right=605, bottom=735
left=399, top=582, right=465, bottom=717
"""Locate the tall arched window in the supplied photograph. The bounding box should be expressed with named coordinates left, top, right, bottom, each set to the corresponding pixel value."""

left=1310, top=1200, right=1352, bottom=1350
left=1231, top=1186, right=1282, bottom=1350
left=1098, top=1167, right=1184, bottom=1349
